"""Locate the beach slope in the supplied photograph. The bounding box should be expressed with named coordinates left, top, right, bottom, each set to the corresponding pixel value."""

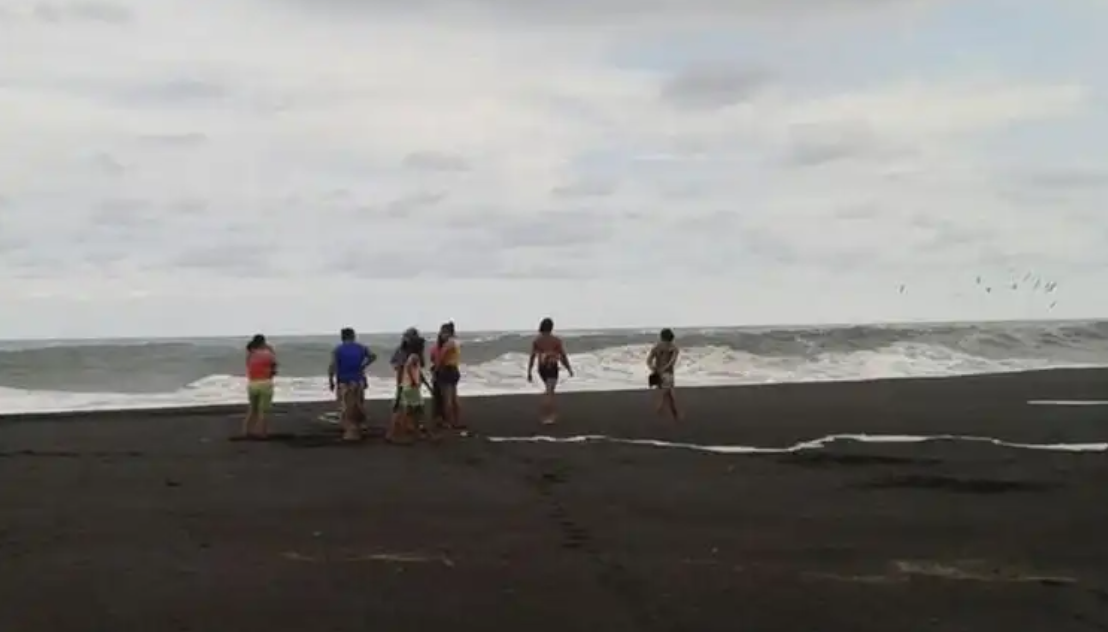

left=2, top=368, right=1108, bottom=631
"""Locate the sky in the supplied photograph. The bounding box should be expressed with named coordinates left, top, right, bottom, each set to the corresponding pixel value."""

left=0, top=0, right=1106, bottom=339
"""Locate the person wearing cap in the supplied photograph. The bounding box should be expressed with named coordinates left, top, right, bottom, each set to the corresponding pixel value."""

left=327, top=327, right=376, bottom=441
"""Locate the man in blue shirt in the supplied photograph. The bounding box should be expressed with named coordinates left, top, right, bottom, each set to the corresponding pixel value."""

left=328, top=327, right=377, bottom=441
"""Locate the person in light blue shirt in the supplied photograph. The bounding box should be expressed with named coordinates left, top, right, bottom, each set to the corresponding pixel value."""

left=328, top=327, right=377, bottom=441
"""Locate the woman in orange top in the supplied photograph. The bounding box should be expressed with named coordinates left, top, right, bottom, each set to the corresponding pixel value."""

left=432, top=321, right=464, bottom=430
left=243, top=334, right=278, bottom=439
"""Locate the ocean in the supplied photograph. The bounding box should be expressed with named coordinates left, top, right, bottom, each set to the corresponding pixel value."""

left=0, top=319, right=1105, bottom=414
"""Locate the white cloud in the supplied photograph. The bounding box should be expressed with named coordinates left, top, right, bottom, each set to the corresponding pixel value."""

left=0, top=0, right=1102, bottom=338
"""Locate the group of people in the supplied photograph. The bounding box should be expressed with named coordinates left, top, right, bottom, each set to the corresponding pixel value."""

left=240, top=318, right=683, bottom=442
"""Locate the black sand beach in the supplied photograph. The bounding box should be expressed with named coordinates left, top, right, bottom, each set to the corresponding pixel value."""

left=2, top=368, right=1108, bottom=631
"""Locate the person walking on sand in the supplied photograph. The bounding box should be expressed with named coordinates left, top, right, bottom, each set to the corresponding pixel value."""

left=431, top=321, right=464, bottom=430
left=527, top=317, right=573, bottom=425
left=328, top=327, right=377, bottom=442
left=243, top=334, right=278, bottom=439
left=389, top=331, right=427, bottom=444
left=646, top=328, right=681, bottom=421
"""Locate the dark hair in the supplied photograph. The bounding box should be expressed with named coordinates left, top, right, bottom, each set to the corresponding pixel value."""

left=246, top=334, right=267, bottom=351
left=539, top=317, right=554, bottom=334
left=437, top=321, right=455, bottom=346
left=340, top=327, right=356, bottom=341
left=403, top=333, right=426, bottom=365
left=660, top=328, right=675, bottom=342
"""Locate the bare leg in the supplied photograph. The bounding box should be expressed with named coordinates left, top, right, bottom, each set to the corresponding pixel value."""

left=390, top=410, right=415, bottom=444
left=388, top=384, right=402, bottom=435
left=431, top=380, right=445, bottom=427
left=242, top=407, right=255, bottom=437
left=440, top=385, right=454, bottom=427
left=450, top=392, right=463, bottom=429
left=389, top=409, right=401, bottom=436
left=257, top=410, right=269, bottom=438
left=664, top=389, right=681, bottom=421
left=385, top=411, right=399, bottom=442
left=541, top=380, right=558, bottom=424
left=654, top=388, right=666, bottom=415
left=441, top=385, right=463, bottom=428
left=421, top=406, right=439, bottom=440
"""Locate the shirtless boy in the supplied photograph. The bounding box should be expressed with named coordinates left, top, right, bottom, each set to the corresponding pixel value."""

left=646, top=328, right=681, bottom=421
left=527, top=317, right=573, bottom=425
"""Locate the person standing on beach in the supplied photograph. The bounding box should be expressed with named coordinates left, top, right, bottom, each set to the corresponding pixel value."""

left=646, top=328, right=681, bottom=421
left=390, top=328, right=425, bottom=431
left=243, top=334, right=277, bottom=439
left=527, top=317, right=573, bottom=425
left=388, top=332, right=426, bottom=444
left=432, top=321, right=464, bottom=430
left=328, top=327, right=376, bottom=442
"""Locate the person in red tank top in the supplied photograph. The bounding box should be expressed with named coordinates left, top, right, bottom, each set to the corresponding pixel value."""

left=242, top=334, right=278, bottom=439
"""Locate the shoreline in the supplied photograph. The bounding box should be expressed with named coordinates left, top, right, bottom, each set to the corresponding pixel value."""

left=1, top=365, right=1104, bottom=424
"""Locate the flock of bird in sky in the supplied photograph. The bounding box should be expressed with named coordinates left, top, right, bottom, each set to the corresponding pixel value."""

left=897, top=273, right=1059, bottom=310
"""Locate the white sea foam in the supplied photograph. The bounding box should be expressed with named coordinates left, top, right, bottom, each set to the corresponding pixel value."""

left=1027, top=400, right=1108, bottom=406
left=0, top=342, right=1098, bottom=414
left=484, top=433, right=1108, bottom=453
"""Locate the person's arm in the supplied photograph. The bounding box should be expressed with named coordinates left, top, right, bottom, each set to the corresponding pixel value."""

left=327, top=348, right=337, bottom=391
left=558, top=339, right=573, bottom=376
left=362, top=345, right=376, bottom=371
left=527, top=340, right=537, bottom=381
left=646, top=344, right=658, bottom=371
left=270, top=350, right=279, bottom=377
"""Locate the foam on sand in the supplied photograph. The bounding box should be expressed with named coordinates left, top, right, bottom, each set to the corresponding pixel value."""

left=483, top=433, right=1108, bottom=454
left=1026, top=400, right=1108, bottom=406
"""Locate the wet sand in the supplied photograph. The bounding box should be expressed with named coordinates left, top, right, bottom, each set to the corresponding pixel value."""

left=2, top=368, right=1108, bottom=631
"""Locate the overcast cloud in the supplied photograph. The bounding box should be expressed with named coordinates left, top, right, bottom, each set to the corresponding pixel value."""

left=0, top=0, right=1104, bottom=338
